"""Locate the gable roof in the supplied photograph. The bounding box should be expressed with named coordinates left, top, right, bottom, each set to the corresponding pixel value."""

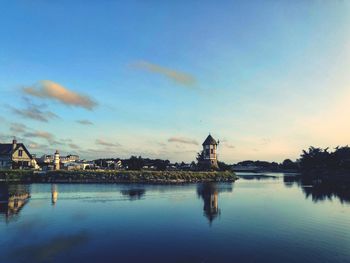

left=202, top=135, right=217, bottom=146
left=0, top=143, right=33, bottom=159
left=15, top=143, right=33, bottom=159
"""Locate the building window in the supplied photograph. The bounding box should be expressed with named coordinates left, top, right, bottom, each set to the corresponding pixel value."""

left=211, top=149, right=214, bottom=154
left=206, top=149, right=210, bottom=156
left=18, top=150, right=23, bottom=157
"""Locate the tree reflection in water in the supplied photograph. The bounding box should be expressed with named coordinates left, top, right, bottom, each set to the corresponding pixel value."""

left=197, top=183, right=233, bottom=224
left=120, top=188, right=146, bottom=201
left=0, top=184, right=31, bottom=223
left=283, top=176, right=350, bottom=204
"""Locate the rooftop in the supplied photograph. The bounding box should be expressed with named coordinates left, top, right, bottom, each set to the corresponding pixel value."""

left=202, top=135, right=218, bottom=146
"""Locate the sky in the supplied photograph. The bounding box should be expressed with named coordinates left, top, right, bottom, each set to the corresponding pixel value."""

left=0, top=0, right=350, bottom=163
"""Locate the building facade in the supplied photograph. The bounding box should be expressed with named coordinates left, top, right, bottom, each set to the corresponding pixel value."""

left=201, top=134, right=219, bottom=170
left=0, top=140, right=37, bottom=169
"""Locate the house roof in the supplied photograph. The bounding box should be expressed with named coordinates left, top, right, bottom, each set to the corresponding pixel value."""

left=202, top=135, right=217, bottom=146
left=0, top=144, right=13, bottom=155
left=0, top=143, right=33, bottom=159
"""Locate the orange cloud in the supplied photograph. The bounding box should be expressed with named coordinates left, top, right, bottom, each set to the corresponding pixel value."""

left=23, top=80, right=97, bottom=110
left=132, top=61, right=196, bottom=87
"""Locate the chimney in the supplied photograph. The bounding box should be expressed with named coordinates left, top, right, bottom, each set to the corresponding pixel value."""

left=12, top=138, right=17, bottom=150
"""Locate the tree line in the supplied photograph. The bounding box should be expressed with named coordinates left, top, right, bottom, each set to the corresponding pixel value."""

left=299, top=146, right=350, bottom=180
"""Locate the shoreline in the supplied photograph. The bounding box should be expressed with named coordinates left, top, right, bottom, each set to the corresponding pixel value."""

left=0, top=170, right=237, bottom=184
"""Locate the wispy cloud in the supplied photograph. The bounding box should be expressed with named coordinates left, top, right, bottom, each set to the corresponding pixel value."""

left=168, top=137, right=199, bottom=145
left=24, top=131, right=55, bottom=143
left=0, top=133, right=16, bottom=142
left=220, top=139, right=235, bottom=149
left=10, top=123, right=27, bottom=134
left=132, top=61, right=196, bottom=87
left=76, top=119, right=93, bottom=125
left=95, top=139, right=121, bottom=147
left=28, top=142, right=48, bottom=150
left=69, top=143, right=80, bottom=149
left=22, top=80, right=97, bottom=110
left=10, top=104, right=58, bottom=122
left=224, top=143, right=235, bottom=149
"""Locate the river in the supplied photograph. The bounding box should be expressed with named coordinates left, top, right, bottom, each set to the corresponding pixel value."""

left=0, top=173, right=349, bottom=263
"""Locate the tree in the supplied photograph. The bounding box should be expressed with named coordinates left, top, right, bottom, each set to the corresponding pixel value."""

left=154, top=159, right=170, bottom=171
left=281, top=159, right=298, bottom=170
left=299, top=147, right=331, bottom=173
left=196, top=150, right=204, bottom=163
left=218, top=161, right=231, bottom=171
left=196, top=150, right=206, bottom=170
left=127, top=156, right=144, bottom=170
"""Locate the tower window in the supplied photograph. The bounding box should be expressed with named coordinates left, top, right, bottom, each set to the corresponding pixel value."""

left=211, top=149, right=214, bottom=154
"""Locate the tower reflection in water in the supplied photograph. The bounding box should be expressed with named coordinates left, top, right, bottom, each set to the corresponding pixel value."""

left=51, top=184, right=58, bottom=205
left=0, top=184, right=31, bottom=223
left=197, top=183, right=233, bottom=224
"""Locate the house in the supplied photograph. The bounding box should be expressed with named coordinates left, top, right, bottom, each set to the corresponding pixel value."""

left=0, top=140, right=37, bottom=169
left=38, top=154, right=54, bottom=163
left=60, top=154, right=79, bottom=164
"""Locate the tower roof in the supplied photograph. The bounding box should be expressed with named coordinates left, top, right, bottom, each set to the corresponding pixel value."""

left=202, top=134, right=217, bottom=146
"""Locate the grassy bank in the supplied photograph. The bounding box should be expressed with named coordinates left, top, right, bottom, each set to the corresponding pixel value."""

left=0, top=169, right=237, bottom=183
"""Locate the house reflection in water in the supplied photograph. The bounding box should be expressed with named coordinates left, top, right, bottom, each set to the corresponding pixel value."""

left=51, top=184, right=58, bottom=205
left=0, top=184, right=31, bottom=223
left=197, top=183, right=233, bottom=224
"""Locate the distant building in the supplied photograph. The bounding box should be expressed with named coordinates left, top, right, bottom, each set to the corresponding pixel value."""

left=0, top=139, right=37, bottom=169
left=39, top=154, right=79, bottom=164
left=60, top=154, right=79, bottom=164
left=37, top=153, right=80, bottom=170
left=201, top=134, right=219, bottom=170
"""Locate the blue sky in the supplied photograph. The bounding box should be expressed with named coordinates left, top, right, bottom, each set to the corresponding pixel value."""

left=1, top=0, right=350, bottom=162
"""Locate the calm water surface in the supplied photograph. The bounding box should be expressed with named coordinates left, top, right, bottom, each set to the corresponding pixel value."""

left=0, top=174, right=349, bottom=263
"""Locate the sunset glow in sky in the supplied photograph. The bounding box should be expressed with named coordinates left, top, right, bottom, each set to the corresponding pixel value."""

left=1, top=1, right=350, bottom=162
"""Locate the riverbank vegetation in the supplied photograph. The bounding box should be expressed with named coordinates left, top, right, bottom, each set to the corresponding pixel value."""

left=0, top=170, right=237, bottom=183
left=299, top=146, right=350, bottom=183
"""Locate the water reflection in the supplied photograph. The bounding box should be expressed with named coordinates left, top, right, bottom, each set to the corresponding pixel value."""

left=197, top=183, right=233, bottom=224
left=120, top=188, right=146, bottom=201
left=0, top=184, right=31, bottom=223
left=51, top=184, right=58, bottom=205
left=238, top=173, right=278, bottom=180
left=283, top=176, right=350, bottom=204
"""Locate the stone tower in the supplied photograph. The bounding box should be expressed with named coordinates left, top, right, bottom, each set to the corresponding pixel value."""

left=54, top=150, right=60, bottom=170
left=202, top=134, right=219, bottom=170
